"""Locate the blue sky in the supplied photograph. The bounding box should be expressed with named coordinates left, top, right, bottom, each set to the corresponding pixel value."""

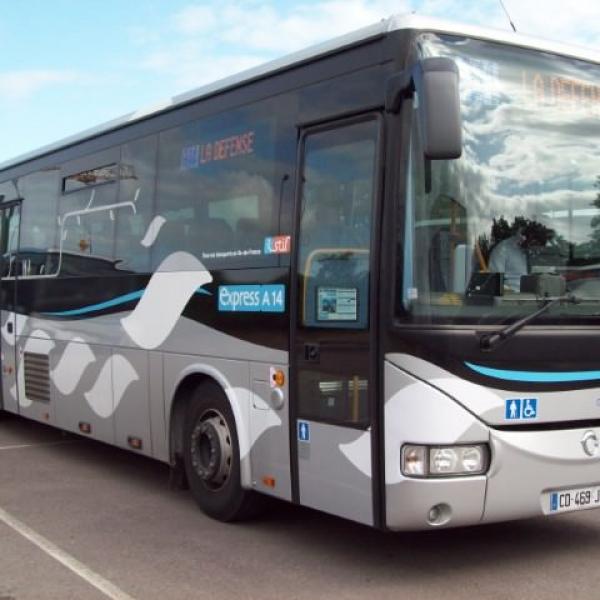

left=0, top=0, right=598, bottom=164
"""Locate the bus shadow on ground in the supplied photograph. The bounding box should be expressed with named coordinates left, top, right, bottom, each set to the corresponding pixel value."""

left=3, top=413, right=598, bottom=585
left=250, top=494, right=600, bottom=581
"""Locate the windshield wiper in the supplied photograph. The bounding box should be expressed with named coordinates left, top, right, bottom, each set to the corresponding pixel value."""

left=479, top=294, right=579, bottom=352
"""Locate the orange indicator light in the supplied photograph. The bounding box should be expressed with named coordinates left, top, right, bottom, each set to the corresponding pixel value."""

left=262, top=476, right=276, bottom=488
left=272, top=370, right=285, bottom=387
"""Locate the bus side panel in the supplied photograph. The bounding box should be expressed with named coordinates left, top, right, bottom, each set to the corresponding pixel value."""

left=13, top=313, right=163, bottom=462
left=297, top=421, right=373, bottom=526
left=113, top=347, right=153, bottom=458
left=16, top=331, right=58, bottom=426
left=249, top=362, right=291, bottom=501
left=163, top=352, right=291, bottom=499
left=149, top=351, right=168, bottom=462
left=1, top=311, right=19, bottom=414
left=52, top=339, right=116, bottom=444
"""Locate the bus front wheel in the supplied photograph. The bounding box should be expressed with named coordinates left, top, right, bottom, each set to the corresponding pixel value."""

left=183, top=382, right=259, bottom=521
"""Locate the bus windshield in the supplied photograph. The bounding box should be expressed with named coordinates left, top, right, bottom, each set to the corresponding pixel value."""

left=401, top=34, right=600, bottom=325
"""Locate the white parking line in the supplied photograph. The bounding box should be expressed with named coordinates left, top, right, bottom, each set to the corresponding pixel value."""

left=0, top=506, right=136, bottom=600
left=0, top=440, right=80, bottom=451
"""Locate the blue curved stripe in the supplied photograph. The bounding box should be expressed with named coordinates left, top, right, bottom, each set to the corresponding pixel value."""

left=43, top=285, right=211, bottom=317
left=465, top=361, right=600, bottom=383
left=44, top=290, right=145, bottom=317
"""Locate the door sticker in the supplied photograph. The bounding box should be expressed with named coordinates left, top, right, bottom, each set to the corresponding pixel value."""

left=505, top=398, right=538, bottom=420
left=298, top=420, right=310, bottom=443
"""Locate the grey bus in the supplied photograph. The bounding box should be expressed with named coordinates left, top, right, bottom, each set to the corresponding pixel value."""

left=1, top=14, right=599, bottom=530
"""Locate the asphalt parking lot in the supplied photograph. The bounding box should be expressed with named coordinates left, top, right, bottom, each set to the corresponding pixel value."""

left=1, top=413, right=600, bottom=600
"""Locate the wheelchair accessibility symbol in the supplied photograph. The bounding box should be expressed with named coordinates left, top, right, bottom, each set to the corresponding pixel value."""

left=505, top=398, right=538, bottom=420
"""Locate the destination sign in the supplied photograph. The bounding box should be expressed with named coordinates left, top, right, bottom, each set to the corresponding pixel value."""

left=181, top=130, right=255, bottom=169
left=521, top=70, right=600, bottom=112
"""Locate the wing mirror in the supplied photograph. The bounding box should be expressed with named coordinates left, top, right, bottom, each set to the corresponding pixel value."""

left=386, top=57, right=462, bottom=160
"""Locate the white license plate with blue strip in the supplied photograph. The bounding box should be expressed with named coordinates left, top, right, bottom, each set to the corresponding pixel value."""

left=545, top=486, right=600, bottom=514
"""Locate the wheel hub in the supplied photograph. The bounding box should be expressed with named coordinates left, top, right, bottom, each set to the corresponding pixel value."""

left=190, top=412, right=233, bottom=490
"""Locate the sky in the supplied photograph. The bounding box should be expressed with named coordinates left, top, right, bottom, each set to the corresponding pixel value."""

left=0, top=0, right=598, bottom=165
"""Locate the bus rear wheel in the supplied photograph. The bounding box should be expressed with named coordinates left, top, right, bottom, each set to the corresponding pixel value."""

left=183, top=382, right=260, bottom=522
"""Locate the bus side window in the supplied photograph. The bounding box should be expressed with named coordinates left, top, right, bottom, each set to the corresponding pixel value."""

left=18, top=169, right=60, bottom=277
left=115, top=135, right=157, bottom=273
left=0, top=205, right=20, bottom=278
left=156, top=105, right=280, bottom=270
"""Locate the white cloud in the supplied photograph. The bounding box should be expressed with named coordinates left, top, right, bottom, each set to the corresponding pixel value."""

left=502, top=0, right=600, bottom=48
left=418, top=0, right=505, bottom=28
left=138, top=0, right=410, bottom=92
left=176, top=0, right=403, bottom=51
left=140, top=37, right=265, bottom=90
left=136, top=0, right=598, bottom=97
left=172, top=5, right=218, bottom=34
left=0, top=69, right=81, bottom=101
left=211, top=0, right=407, bottom=53
left=127, top=25, right=162, bottom=47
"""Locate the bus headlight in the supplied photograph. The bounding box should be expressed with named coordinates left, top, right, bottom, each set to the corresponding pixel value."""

left=401, top=444, right=489, bottom=478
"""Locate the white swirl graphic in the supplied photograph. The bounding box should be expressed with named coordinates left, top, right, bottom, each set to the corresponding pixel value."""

left=112, top=355, right=139, bottom=413
left=121, top=252, right=212, bottom=350
left=85, top=354, right=139, bottom=418
left=247, top=390, right=282, bottom=459
left=52, top=337, right=95, bottom=395
left=140, top=215, right=166, bottom=248
left=339, top=432, right=372, bottom=477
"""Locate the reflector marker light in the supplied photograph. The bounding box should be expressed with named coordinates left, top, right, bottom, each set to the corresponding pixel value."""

left=127, top=436, right=143, bottom=451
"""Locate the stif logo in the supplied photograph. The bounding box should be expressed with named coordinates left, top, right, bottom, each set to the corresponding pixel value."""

left=264, top=236, right=291, bottom=255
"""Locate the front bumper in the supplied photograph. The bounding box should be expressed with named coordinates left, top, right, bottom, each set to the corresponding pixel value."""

left=384, top=360, right=600, bottom=530
left=386, top=425, right=600, bottom=531
left=483, top=426, right=600, bottom=523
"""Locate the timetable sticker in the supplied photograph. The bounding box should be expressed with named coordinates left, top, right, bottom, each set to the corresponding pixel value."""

left=317, top=287, right=358, bottom=321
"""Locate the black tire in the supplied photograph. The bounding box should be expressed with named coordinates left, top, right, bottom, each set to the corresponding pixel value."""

left=183, top=381, right=261, bottom=522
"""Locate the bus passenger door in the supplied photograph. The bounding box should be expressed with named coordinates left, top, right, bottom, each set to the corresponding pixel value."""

left=0, top=201, right=21, bottom=414
left=292, top=116, right=381, bottom=526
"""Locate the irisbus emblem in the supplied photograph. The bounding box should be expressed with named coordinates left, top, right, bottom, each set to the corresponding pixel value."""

left=581, top=431, right=600, bottom=457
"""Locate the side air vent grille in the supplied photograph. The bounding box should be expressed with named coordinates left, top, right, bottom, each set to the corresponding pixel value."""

left=23, top=352, right=51, bottom=403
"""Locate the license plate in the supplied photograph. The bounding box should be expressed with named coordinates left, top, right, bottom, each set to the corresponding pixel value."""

left=545, top=485, right=600, bottom=514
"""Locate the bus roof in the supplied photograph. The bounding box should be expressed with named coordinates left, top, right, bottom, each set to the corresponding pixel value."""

left=2, top=13, right=599, bottom=173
